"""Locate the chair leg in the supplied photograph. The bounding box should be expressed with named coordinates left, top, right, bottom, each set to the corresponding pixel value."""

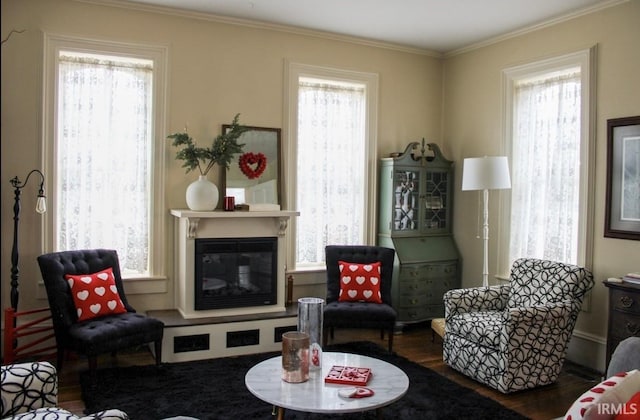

left=387, top=328, right=394, bottom=353
left=56, top=347, right=65, bottom=372
left=88, top=355, right=98, bottom=387
left=380, top=329, right=385, bottom=340
left=154, top=339, right=162, bottom=366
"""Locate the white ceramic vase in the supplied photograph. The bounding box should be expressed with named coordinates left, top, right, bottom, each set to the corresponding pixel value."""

left=186, top=175, right=219, bottom=211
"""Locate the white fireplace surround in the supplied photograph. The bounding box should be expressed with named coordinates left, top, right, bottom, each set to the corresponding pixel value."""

left=171, top=209, right=299, bottom=319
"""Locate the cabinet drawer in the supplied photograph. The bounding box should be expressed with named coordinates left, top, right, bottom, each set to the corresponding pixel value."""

left=398, top=293, right=427, bottom=307
left=399, top=278, right=428, bottom=294
left=609, top=313, right=640, bottom=338
left=397, top=293, right=443, bottom=306
left=429, top=281, right=456, bottom=296
left=398, top=306, right=428, bottom=321
left=398, top=279, right=450, bottom=299
left=610, top=289, right=640, bottom=315
left=398, top=266, right=426, bottom=280
left=398, top=304, right=445, bottom=321
left=423, top=263, right=457, bottom=279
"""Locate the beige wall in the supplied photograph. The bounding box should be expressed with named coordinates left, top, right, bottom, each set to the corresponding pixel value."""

left=444, top=0, right=640, bottom=368
left=0, top=1, right=441, bottom=316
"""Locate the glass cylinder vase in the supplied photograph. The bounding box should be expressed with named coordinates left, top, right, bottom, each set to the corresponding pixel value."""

left=281, top=331, right=309, bottom=383
left=297, top=297, right=324, bottom=371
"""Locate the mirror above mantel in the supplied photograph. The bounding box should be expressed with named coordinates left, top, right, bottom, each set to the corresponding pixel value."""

left=221, top=126, right=282, bottom=206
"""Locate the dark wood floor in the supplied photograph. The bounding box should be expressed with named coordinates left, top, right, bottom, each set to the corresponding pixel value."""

left=56, top=322, right=601, bottom=419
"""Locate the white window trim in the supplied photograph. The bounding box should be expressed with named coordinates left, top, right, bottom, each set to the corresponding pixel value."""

left=42, top=32, right=169, bottom=285
left=284, top=61, right=379, bottom=271
left=498, top=46, right=597, bottom=276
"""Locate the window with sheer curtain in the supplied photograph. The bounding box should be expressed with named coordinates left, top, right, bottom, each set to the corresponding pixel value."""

left=289, top=65, right=378, bottom=268
left=46, top=39, right=167, bottom=277
left=510, top=69, right=582, bottom=263
left=56, top=52, right=151, bottom=274
left=296, top=78, right=366, bottom=266
left=502, top=48, right=594, bottom=271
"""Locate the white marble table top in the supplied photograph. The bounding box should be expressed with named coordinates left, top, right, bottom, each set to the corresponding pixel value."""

left=245, top=352, right=409, bottom=414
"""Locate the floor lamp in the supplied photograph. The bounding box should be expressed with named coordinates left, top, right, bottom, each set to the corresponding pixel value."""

left=462, top=157, right=511, bottom=287
left=10, top=169, right=47, bottom=312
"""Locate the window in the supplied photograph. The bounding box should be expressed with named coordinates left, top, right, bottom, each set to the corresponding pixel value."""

left=499, top=47, right=595, bottom=273
left=285, top=63, right=378, bottom=269
left=43, top=34, right=167, bottom=278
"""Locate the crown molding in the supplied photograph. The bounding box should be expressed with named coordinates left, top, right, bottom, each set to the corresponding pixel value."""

left=74, top=0, right=442, bottom=57
left=444, top=0, right=628, bottom=57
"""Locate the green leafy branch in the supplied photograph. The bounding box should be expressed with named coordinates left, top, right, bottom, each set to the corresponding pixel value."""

left=168, top=113, right=249, bottom=176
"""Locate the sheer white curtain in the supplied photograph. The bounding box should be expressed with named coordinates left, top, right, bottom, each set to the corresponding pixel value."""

left=509, top=69, right=581, bottom=264
left=57, top=53, right=153, bottom=274
left=296, top=78, right=366, bottom=266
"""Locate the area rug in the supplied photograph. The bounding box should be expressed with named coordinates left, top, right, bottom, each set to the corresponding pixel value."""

left=80, top=341, right=529, bottom=420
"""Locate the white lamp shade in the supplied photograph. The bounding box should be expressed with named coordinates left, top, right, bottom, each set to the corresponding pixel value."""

left=462, top=156, right=511, bottom=191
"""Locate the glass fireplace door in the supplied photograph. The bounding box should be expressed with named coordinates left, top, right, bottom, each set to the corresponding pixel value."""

left=194, top=237, right=277, bottom=310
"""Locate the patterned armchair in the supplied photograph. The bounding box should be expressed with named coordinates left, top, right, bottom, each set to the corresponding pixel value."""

left=1, top=361, right=128, bottom=419
left=443, top=258, right=594, bottom=393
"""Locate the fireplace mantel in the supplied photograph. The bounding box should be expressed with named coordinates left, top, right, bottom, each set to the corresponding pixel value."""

left=170, top=209, right=299, bottom=239
left=170, top=209, right=299, bottom=319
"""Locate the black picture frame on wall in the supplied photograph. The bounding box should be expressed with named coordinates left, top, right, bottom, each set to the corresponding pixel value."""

left=604, top=116, right=640, bottom=240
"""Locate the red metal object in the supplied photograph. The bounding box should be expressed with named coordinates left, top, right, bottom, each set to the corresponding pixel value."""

left=3, top=307, right=57, bottom=364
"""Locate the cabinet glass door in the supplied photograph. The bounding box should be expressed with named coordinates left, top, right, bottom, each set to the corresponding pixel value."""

left=393, top=169, right=420, bottom=231
left=424, top=171, right=448, bottom=231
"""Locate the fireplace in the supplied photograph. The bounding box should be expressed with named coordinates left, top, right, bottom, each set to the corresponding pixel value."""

left=195, top=237, right=277, bottom=310
left=170, top=209, right=298, bottom=319
left=161, top=210, right=299, bottom=362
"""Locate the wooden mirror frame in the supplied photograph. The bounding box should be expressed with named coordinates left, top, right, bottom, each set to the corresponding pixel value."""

left=221, top=125, right=282, bottom=206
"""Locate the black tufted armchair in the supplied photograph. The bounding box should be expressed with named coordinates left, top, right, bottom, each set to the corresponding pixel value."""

left=37, top=249, right=164, bottom=381
left=323, top=245, right=397, bottom=352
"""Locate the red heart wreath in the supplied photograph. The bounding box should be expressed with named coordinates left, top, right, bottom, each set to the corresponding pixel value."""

left=239, top=152, right=267, bottom=180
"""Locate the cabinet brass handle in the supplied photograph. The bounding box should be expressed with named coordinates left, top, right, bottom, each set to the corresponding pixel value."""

left=619, top=296, right=635, bottom=308
left=627, top=322, right=640, bottom=335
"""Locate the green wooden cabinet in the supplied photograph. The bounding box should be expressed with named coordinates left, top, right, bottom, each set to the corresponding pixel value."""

left=378, top=141, right=461, bottom=325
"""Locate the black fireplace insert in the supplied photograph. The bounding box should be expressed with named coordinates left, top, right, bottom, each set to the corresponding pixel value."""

left=194, top=237, right=278, bottom=310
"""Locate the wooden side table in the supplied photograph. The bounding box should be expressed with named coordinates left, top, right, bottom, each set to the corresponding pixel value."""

left=603, top=280, right=640, bottom=371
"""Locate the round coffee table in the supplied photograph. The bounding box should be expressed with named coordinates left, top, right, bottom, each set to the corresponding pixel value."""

left=245, top=351, right=409, bottom=419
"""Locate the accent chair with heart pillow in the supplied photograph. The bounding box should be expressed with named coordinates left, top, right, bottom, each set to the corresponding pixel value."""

left=37, top=249, right=165, bottom=382
left=323, top=245, right=397, bottom=352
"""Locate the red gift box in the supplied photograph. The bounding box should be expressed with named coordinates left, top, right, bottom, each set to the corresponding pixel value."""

left=324, top=365, right=372, bottom=386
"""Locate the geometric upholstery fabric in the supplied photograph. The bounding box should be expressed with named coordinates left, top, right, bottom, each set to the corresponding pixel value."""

left=1, top=361, right=129, bottom=419
left=445, top=311, right=503, bottom=349
left=323, top=245, right=397, bottom=352
left=37, top=249, right=164, bottom=380
left=443, top=258, right=594, bottom=393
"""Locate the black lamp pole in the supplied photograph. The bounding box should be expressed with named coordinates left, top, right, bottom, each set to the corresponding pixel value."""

left=9, top=169, right=47, bottom=312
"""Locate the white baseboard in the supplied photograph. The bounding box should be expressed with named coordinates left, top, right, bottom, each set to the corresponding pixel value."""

left=566, top=329, right=607, bottom=373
